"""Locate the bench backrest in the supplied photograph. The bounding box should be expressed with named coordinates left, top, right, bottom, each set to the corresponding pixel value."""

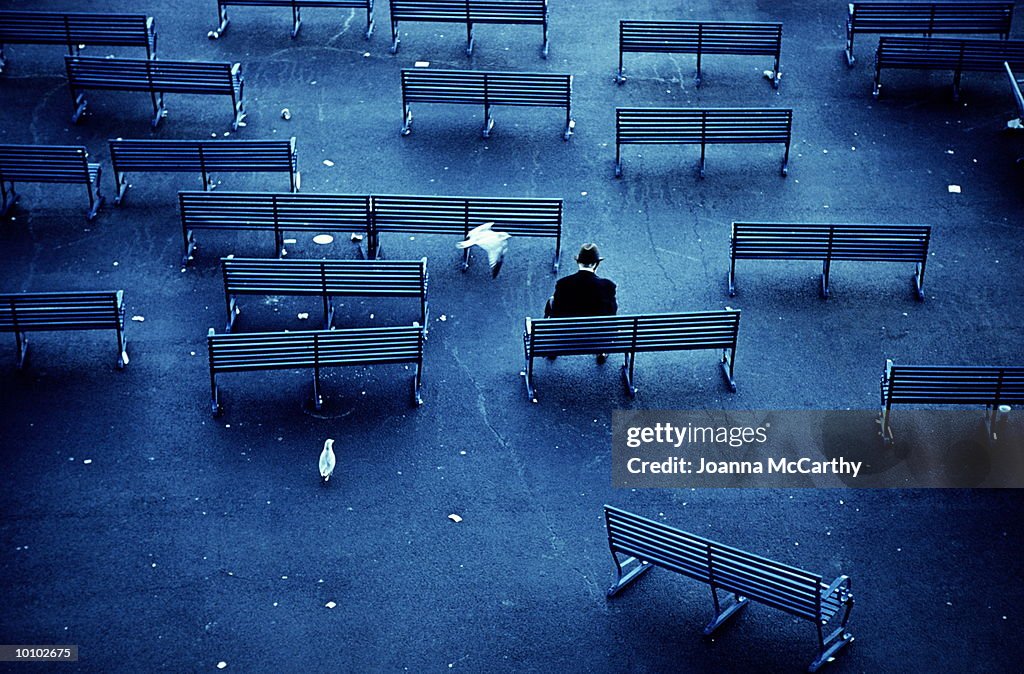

left=208, top=325, right=424, bottom=373
left=527, top=310, right=740, bottom=356
left=0, top=144, right=91, bottom=184
left=371, top=194, right=562, bottom=238
left=0, top=291, right=122, bottom=332
left=401, top=69, right=571, bottom=108
left=180, top=192, right=370, bottom=233
left=616, top=108, right=792, bottom=145
left=620, top=21, right=782, bottom=56
left=222, top=258, right=427, bottom=299
left=731, top=222, right=931, bottom=262
left=0, top=11, right=153, bottom=48
left=66, top=57, right=239, bottom=94
left=876, top=37, right=1024, bottom=71
left=882, top=361, right=1024, bottom=406
left=110, top=139, right=295, bottom=173
left=604, top=506, right=825, bottom=622
left=850, top=2, right=1014, bottom=35
left=390, top=0, right=547, bottom=24
left=1008, top=62, right=1024, bottom=115
left=220, top=1, right=369, bottom=7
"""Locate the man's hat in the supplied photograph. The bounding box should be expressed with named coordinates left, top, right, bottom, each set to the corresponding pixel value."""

left=576, top=243, right=604, bottom=266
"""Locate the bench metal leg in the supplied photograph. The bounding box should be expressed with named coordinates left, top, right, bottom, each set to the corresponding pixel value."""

left=541, top=19, right=549, bottom=59
left=481, top=103, right=494, bottom=139
left=820, top=258, right=832, bottom=299
left=311, top=366, right=323, bottom=411
left=412, top=361, right=423, bottom=406
left=0, top=43, right=7, bottom=74
left=621, top=351, right=637, bottom=398
left=720, top=348, right=737, bottom=392
left=113, top=170, right=128, bottom=205
left=209, top=3, right=230, bottom=39
left=232, top=81, right=246, bottom=131
left=606, top=553, right=652, bottom=597
left=226, top=295, right=238, bottom=332
left=913, top=262, right=926, bottom=301
left=1, top=181, right=18, bottom=217
left=845, top=25, right=855, bottom=67
left=952, top=69, right=962, bottom=102
left=323, top=293, right=334, bottom=329
left=879, top=406, right=894, bottom=446
left=728, top=257, right=737, bottom=297
left=699, top=142, right=707, bottom=179
left=390, top=20, right=400, bottom=54
left=781, top=141, right=790, bottom=177
left=616, top=52, right=626, bottom=84
left=552, top=239, right=561, bottom=274
left=71, top=92, right=88, bottom=123
left=563, top=110, right=574, bottom=142
left=210, top=374, right=222, bottom=417
left=365, top=2, right=375, bottom=39
left=182, top=229, right=197, bottom=267
left=14, top=331, right=28, bottom=369
left=524, top=355, right=538, bottom=403
left=767, top=54, right=782, bottom=89
left=86, top=166, right=104, bottom=221
left=115, top=320, right=128, bottom=370
left=401, top=104, right=413, bottom=136
left=810, top=626, right=855, bottom=672
left=872, top=64, right=882, bottom=99
left=695, top=51, right=703, bottom=87
left=703, top=587, right=749, bottom=635
left=150, top=90, right=167, bottom=129
left=291, top=4, right=302, bottom=38
left=466, top=22, right=474, bottom=57
left=614, top=144, right=623, bottom=178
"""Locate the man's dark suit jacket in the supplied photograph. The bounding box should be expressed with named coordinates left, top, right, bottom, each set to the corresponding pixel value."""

left=549, top=270, right=618, bottom=317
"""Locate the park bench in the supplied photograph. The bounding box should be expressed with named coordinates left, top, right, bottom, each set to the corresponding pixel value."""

left=728, top=222, right=931, bottom=300
left=522, top=309, right=740, bottom=402
left=207, top=324, right=425, bottom=414
left=65, top=56, right=246, bottom=130
left=179, top=191, right=368, bottom=265
left=208, top=0, right=374, bottom=40
left=370, top=194, right=563, bottom=273
left=880, top=360, right=1024, bottom=443
left=0, top=144, right=104, bottom=220
left=873, top=36, right=1024, bottom=99
left=400, top=69, right=573, bottom=140
left=615, top=108, right=792, bottom=178
left=389, top=0, right=549, bottom=57
left=221, top=257, right=428, bottom=331
left=0, top=11, right=156, bottom=73
left=0, top=290, right=127, bottom=369
left=111, top=139, right=298, bottom=205
left=616, top=20, right=783, bottom=88
left=603, top=505, right=854, bottom=673
left=845, top=2, right=1014, bottom=66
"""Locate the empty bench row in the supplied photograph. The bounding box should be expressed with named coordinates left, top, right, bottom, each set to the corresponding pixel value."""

left=873, top=36, right=1024, bottom=99
left=0, top=140, right=297, bottom=220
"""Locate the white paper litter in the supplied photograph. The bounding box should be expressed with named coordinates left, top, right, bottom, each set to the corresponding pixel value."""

left=322, top=159, right=335, bottom=167
left=283, top=238, right=297, bottom=244
left=297, top=313, right=309, bottom=320
left=439, top=315, right=447, bottom=322
left=447, top=514, right=463, bottom=523
left=131, top=315, right=145, bottom=322
left=415, top=61, right=430, bottom=67
left=83, top=459, right=93, bottom=464
left=281, top=108, right=291, bottom=120
left=325, top=601, right=337, bottom=609
left=217, top=663, right=227, bottom=670
left=351, top=233, right=364, bottom=242
left=948, top=185, right=961, bottom=193
left=313, top=234, right=334, bottom=245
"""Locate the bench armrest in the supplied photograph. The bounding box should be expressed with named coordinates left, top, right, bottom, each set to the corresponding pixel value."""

left=822, top=574, right=852, bottom=603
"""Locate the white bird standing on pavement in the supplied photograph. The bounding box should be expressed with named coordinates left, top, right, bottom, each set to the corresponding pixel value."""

left=319, top=439, right=336, bottom=484
left=456, top=222, right=511, bottom=278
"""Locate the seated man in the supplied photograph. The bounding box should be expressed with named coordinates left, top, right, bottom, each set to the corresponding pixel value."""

left=545, top=243, right=618, bottom=363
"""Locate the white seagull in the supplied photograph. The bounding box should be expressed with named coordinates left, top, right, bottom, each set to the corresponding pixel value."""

left=456, top=222, right=511, bottom=278
left=318, top=439, right=336, bottom=484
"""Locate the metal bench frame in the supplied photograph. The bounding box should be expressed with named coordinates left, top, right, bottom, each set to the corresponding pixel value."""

left=221, top=257, right=428, bottom=331
left=880, top=360, right=1024, bottom=443
left=728, top=222, right=931, bottom=300
left=400, top=69, right=573, bottom=140
left=604, top=506, right=854, bottom=673
left=389, top=0, right=549, bottom=57
left=615, top=107, right=793, bottom=178
left=523, top=309, right=740, bottom=402
left=1007, top=61, right=1024, bottom=127
left=0, top=11, right=156, bottom=73
left=65, top=56, right=246, bottom=130
left=208, top=0, right=374, bottom=40
left=207, top=324, right=425, bottom=414
left=0, top=144, right=103, bottom=221
left=873, top=36, right=1024, bottom=99
left=112, top=139, right=297, bottom=206
left=616, top=20, right=783, bottom=89
left=0, top=290, right=127, bottom=369
left=846, top=1, right=1014, bottom=66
